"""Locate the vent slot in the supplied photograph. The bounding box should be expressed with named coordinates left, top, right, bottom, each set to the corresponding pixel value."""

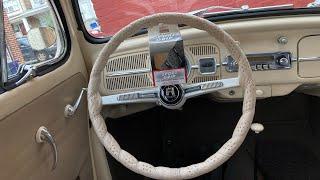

left=189, top=45, right=217, bottom=56
left=191, top=76, right=219, bottom=83
left=106, top=53, right=149, bottom=72
left=106, top=74, right=152, bottom=91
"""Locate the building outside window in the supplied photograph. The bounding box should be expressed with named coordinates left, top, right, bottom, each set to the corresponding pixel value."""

left=30, top=0, right=46, bottom=9
left=3, top=0, right=58, bottom=64
left=78, top=0, right=101, bottom=36
left=3, top=0, right=22, bottom=14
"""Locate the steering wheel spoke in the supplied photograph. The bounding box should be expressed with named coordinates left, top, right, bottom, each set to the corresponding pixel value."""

left=183, top=77, right=240, bottom=99
left=101, top=88, right=159, bottom=105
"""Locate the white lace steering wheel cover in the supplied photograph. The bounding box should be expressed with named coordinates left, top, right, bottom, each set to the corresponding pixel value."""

left=88, top=13, right=256, bottom=179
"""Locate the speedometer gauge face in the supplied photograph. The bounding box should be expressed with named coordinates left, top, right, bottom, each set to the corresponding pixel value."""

left=149, top=24, right=188, bottom=87
left=153, top=42, right=186, bottom=70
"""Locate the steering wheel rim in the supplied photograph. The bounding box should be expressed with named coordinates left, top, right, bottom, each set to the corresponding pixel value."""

left=88, top=13, right=256, bottom=179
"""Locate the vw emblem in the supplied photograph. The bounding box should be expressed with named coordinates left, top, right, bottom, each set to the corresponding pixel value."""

left=159, top=85, right=183, bottom=106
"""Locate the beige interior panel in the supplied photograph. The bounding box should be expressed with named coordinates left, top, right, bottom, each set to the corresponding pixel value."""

left=90, top=128, right=112, bottom=180
left=298, top=35, right=320, bottom=78
left=299, top=35, right=320, bottom=57
left=0, top=0, right=100, bottom=178
left=214, top=85, right=272, bottom=100
left=0, top=74, right=92, bottom=180
left=272, top=83, right=301, bottom=96
left=298, top=60, right=320, bottom=78
left=78, top=151, right=94, bottom=180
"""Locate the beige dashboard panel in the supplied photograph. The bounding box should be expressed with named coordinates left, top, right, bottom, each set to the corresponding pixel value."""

left=298, top=35, right=320, bottom=78
left=214, top=85, right=272, bottom=100
left=77, top=15, right=320, bottom=102
left=79, top=16, right=320, bottom=70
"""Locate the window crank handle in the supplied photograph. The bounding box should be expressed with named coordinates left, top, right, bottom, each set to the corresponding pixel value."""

left=64, top=88, right=87, bottom=118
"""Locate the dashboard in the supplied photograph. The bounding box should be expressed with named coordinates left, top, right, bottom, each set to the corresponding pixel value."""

left=90, top=15, right=320, bottom=106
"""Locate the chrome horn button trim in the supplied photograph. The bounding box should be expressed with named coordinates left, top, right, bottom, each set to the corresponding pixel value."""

left=159, top=84, right=184, bottom=108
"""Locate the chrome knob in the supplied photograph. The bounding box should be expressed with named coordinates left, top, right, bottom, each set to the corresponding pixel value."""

left=36, top=126, right=58, bottom=170
left=251, top=123, right=264, bottom=134
left=64, top=88, right=87, bottom=118
left=277, top=36, right=288, bottom=45
left=278, top=57, right=289, bottom=66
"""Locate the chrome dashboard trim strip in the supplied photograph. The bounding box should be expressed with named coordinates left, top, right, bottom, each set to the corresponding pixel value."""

left=101, top=88, right=158, bottom=105
left=184, top=77, right=240, bottom=99
left=191, top=63, right=221, bottom=69
left=298, top=57, right=320, bottom=62
left=191, top=63, right=220, bottom=75
left=105, top=68, right=151, bottom=77
left=291, top=57, right=297, bottom=62
left=101, top=78, right=240, bottom=108
left=191, top=65, right=199, bottom=69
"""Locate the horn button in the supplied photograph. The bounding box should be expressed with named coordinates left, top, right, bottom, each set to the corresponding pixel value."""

left=159, top=84, right=184, bottom=107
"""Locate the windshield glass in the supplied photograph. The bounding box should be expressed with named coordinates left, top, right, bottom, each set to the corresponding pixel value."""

left=77, top=0, right=319, bottom=38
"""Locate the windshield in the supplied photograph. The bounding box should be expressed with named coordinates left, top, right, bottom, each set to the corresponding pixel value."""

left=77, top=0, right=320, bottom=38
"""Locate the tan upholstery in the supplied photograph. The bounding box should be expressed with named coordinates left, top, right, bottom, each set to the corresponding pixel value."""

left=87, top=13, right=256, bottom=179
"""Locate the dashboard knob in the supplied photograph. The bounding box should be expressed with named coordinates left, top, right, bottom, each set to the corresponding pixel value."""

left=256, top=89, right=264, bottom=96
left=277, top=36, right=288, bottom=45
left=278, top=57, right=290, bottom=66
left=251, top=123, right=264, bottom=134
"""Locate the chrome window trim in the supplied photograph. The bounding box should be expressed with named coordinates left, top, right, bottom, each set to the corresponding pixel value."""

left=3, top=0, right=67, bottom=83
left=0, top=1, right=7, bottom=85
left=29, top=0, right=67, bottom=67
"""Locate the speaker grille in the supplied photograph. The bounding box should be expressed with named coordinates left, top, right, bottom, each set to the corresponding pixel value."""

left=105, top=73, right=152, bottom=92
left=106, top=53, right=149, bottom=72
left=191, top=75, right=219, bottom=83
left=188, top=45, right=217, bottom=56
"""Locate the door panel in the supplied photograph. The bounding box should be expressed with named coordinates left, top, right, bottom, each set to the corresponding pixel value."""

left=0, top=0, right=93, bottom=179
left=0, top=74, right=92, bottom=180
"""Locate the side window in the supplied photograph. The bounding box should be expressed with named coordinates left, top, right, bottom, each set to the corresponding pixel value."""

left=2, top=0, right=66, bottom=84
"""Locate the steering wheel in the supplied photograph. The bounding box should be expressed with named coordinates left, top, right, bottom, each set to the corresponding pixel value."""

left=88, top=13, right=256, bottom=179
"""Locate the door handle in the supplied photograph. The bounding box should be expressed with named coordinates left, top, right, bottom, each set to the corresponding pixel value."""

left=64, top=88, right=87, bottom=118
left=36, top=126, right=58, bottom=170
